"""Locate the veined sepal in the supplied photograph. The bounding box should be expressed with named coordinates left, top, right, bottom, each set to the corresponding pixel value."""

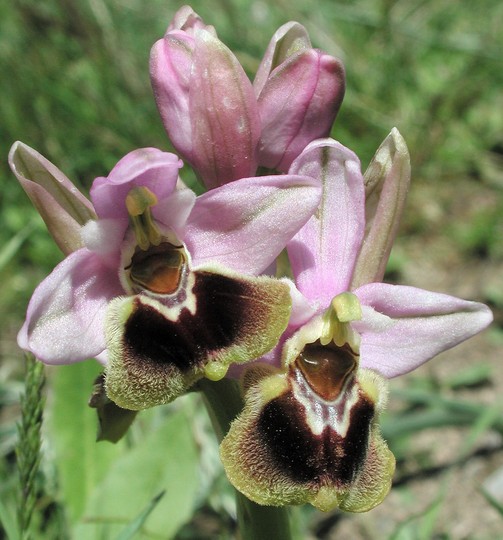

left=8, top=142, right=96, bottom=255
left=350, top=128, right=410, bottom=289
left=104, top=266, right=292, bottom=410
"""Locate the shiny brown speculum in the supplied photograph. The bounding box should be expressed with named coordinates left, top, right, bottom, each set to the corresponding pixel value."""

left=295, top=341, right=357, bottom=401
left=127, top=242, right=186, bottom=295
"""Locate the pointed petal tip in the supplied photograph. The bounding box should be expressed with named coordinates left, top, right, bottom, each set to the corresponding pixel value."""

left=8, top=142, right=96, bottom=253
left=8, top=141, right=36, bottom=173
left=351, top=128, right=411, bottom=288
left=355, top=284, right=495, bottom=379
left=389, top=127, right=409, bottom=158
left=8, top=140, right=21, bottom=162
left=476, top=301, right=494, bottom=329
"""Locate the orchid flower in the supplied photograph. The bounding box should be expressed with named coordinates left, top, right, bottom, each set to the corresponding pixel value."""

left=150, top=6, right=345, bottom=189
left=220, top=131, right=493, bottom=512
left=10, top=142, right=322, bottom=410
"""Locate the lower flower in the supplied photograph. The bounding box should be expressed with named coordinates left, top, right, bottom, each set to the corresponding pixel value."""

left=220, top=293, right=395, bottom=512
left=220, top=134, right=492, bottom=512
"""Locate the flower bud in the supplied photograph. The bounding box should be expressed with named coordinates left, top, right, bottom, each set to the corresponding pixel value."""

left=150, top=8, right=260, bottom=189
left=166, top=5, right=217, bottom=35
left=255, top=23, right=345, bottom=172
left=254, top=22, right=311, bottom=95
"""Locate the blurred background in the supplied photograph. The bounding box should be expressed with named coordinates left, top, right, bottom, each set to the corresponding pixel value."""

left=0, top=0, right=502, bottom=538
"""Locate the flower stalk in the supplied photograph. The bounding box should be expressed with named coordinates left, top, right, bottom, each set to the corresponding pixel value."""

left=198, top=378, right=293, bottom=540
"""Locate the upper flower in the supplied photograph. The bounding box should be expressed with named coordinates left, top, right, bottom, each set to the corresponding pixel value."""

left=10, top=142, right=322, bottom=409
left=220, top=131, right=493, bottom=512
left=150, top=6, right=345, bottom=189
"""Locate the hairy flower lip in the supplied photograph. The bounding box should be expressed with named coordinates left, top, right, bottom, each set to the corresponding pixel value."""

left=105, top=269, right=294, bottom=410
left=220, top=359, right=393, bottom=512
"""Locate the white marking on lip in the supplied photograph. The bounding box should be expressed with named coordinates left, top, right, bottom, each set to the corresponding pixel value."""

left=290, top=368, right=359, bottom=438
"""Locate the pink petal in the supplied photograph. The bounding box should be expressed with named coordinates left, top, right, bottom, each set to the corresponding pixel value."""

left=184, top=174, right=321, bottom=275
left=9, top=142, right=96, bottom=255
left=284, top=279, right=319, bottom=329
left=353, top=283, right=494, bottom=378
left=153, top=185, right=197, bottom=237
left=90, top=148, right=182, bottom=219
left=80, top=218, right=126, bottom=269
left=18, top=249, right=124, bottom=364
left=287, top=139, right=365, bottom=306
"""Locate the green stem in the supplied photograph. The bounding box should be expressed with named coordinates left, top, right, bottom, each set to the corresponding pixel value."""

left=198, top=378, right=293, bottom=540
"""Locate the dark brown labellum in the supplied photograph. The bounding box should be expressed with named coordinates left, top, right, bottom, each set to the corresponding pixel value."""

left=256, top=387, right=374, bottom=488
left=122, top=271, right=251, bottom=373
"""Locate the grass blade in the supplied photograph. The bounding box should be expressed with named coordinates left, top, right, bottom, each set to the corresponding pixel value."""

left=114, top=491, right=165, bottom=540
left=16, top=354, right=45, bottom=540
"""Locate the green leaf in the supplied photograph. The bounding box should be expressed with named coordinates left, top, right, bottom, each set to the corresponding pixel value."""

left=0, top=496, right=20, bottom=540
left=75, top=399, right=200, bottom=539
left=0, top=220, right=37, bottom=273
left=445, top=363, right=492, bottom=389
left=115, top=491, right=165, bottom=540
left=457, top=400, right=503, bottom=460
left=390, top=483, right=447, bottom=540
left=48, top=361, right=125, bottom=522
left=88, top=374, right=138, bottom=443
